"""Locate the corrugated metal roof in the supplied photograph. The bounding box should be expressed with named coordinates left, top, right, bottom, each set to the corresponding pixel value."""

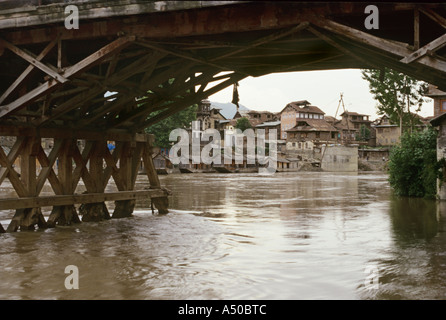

left=256, top=121, right=281, bottom=127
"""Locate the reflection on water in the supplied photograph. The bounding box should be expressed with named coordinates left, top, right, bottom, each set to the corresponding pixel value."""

left=361, top=197, right=446, bottom=300
left=0, top=172, right=445, bottom=300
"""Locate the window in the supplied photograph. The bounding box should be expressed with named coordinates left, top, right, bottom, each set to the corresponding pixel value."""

left=316, top=132, right=320, bottom=138
left=441, top=100, right=446, bottom=112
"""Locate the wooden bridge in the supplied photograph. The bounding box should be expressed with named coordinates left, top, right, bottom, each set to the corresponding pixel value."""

left=1, top=0, right=446, bottom=232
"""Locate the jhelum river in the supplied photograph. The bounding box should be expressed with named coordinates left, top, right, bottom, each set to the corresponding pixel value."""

left=0, top=171, right=445, bottom=300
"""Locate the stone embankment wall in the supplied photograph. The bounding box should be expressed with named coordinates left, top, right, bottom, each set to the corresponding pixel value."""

left=321, top=145, right=358, bottom=172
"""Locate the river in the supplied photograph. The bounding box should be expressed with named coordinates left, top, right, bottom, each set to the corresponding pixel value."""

left=0, top=171, right=445, bottom=300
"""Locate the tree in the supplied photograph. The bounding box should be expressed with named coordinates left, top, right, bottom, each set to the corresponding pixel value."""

left=143, top=77, right=197, bottom=149
left=361, top=68, right=429, bottom=135
left=234, top=117, right=252, bottom=132
left=144, top=104, right=197, bottom=148
left=388, top=127, right=440, bottom=199
left=355, top=124, right=371, bottom=142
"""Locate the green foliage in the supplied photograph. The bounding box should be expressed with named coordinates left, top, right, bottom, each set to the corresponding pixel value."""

left=388, top=127, right=441, bottom=198
left=361, top=68, right=428, bottom=127
left=355, top=124, right=371, bottom=141
left=145, top=104, right=197, bottom=148
left=142, top=77, right=197, bottom=148
left=234, top=117, right=252, bottom=132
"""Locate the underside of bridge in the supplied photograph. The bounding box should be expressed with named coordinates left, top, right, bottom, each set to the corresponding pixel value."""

left=0, top=1, right=446, bottom=231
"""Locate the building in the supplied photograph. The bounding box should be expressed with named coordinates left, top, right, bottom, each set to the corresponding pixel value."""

left=374, top=113, right=432, bottom=146
left=196, top=98, right=227, bottom=131
left=285, top=119, right=338, bottom=152
left=426, top=84, right=446, bottom=117
left=246, top=110, right=277, bottom=125
left=233, top=109, right=278, bottom=128
left=280, top=100, right=326, bottom=140
left=374, top=115, right=400, bottom=146
left=336, top=111, right=373, bottom=142
left=255, top=120, right=281, bottom=139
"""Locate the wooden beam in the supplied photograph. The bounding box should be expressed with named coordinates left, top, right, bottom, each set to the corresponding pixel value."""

left=35, top=50, right=156, bottom=126
left=414, top=8, right=420, bottom=50
left=326, top=32, right=446, bottom=87
left=0, top=136, right=25, bottom=185
left=58, top=139, right=74, bottom=195
left=35, top=84, right=104, bottom=126
left=0, top=125, right=147, bottom=142
left=20, top=136, right=39, bottom=197
left=141, top=136, right=170, bottom=215
left=36, top=140, right=63, bottom=195
left=0, top=36, right=135, bottom=118
left=0, top=38, right=68, bottom=84
left=88, top=140, right=106, bottom=193
left=136, top=39, right=253, bottom=77
left=0, top=189, right=169, bottom=210
left=135, top=73, right=246, bottom=131
left=419, top=7, right=446, bottom=29
left=102, top=141, right=124, bottom=191
left=401, top=32, right=446, bottom=64
left=211, top=22, right=310, bottom=61
left=71, top=140, right=96, bottom=193
left=0, top=144, right=27, bottom=197
left=0, top=39, right=57, bottom=105
left=57, top=36, right=62, bottom=70
left=307, top=26, right=379, bottom=69
left=109, top=68, right=222, bottom=128
left=80, top=61, right=198, bottom=127
left=311, top=17, right=446, bottom=72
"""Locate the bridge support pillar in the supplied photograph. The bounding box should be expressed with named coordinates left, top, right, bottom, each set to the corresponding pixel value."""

left=47, top=139, right=81, bottom=227
left=142, top=136, right=169, bottom=215
left=0, top=128, right=169, bottom=232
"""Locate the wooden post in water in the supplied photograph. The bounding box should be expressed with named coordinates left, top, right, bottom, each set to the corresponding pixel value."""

left=142, top=134, right=169, bottom=215
left=0, top=128, right=169, bottom=232
left=112, top=140, right=143, bottom=218
left=7, top=136, right=48, bottom=231
left=47, top=138, right=81, bottom=227
left=79, top=140, right=111, bottom=222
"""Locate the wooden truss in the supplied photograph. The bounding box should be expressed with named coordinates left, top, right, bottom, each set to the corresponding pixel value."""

left=0, top=132, right=169, bottom=233
left=1, top=2, right=446, bottom=232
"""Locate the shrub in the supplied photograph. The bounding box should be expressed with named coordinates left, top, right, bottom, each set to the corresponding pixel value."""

left=388, top=127, right=441, bottom=199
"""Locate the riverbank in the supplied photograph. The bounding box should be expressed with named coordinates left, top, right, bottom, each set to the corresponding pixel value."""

left=358, top=158, right=388, bottom=172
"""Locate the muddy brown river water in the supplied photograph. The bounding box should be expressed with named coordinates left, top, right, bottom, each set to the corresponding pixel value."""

left=0, top=171, right=445, bottom=300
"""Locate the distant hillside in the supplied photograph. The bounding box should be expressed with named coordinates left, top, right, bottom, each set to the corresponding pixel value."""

left=210, top=101, right=250, bottom=119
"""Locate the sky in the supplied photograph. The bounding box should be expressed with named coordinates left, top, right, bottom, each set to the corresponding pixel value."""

left=208, top=69, right=434, bottom=121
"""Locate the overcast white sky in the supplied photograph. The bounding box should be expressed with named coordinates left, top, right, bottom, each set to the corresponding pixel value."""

left=208, top=69, right=434, bottom=121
